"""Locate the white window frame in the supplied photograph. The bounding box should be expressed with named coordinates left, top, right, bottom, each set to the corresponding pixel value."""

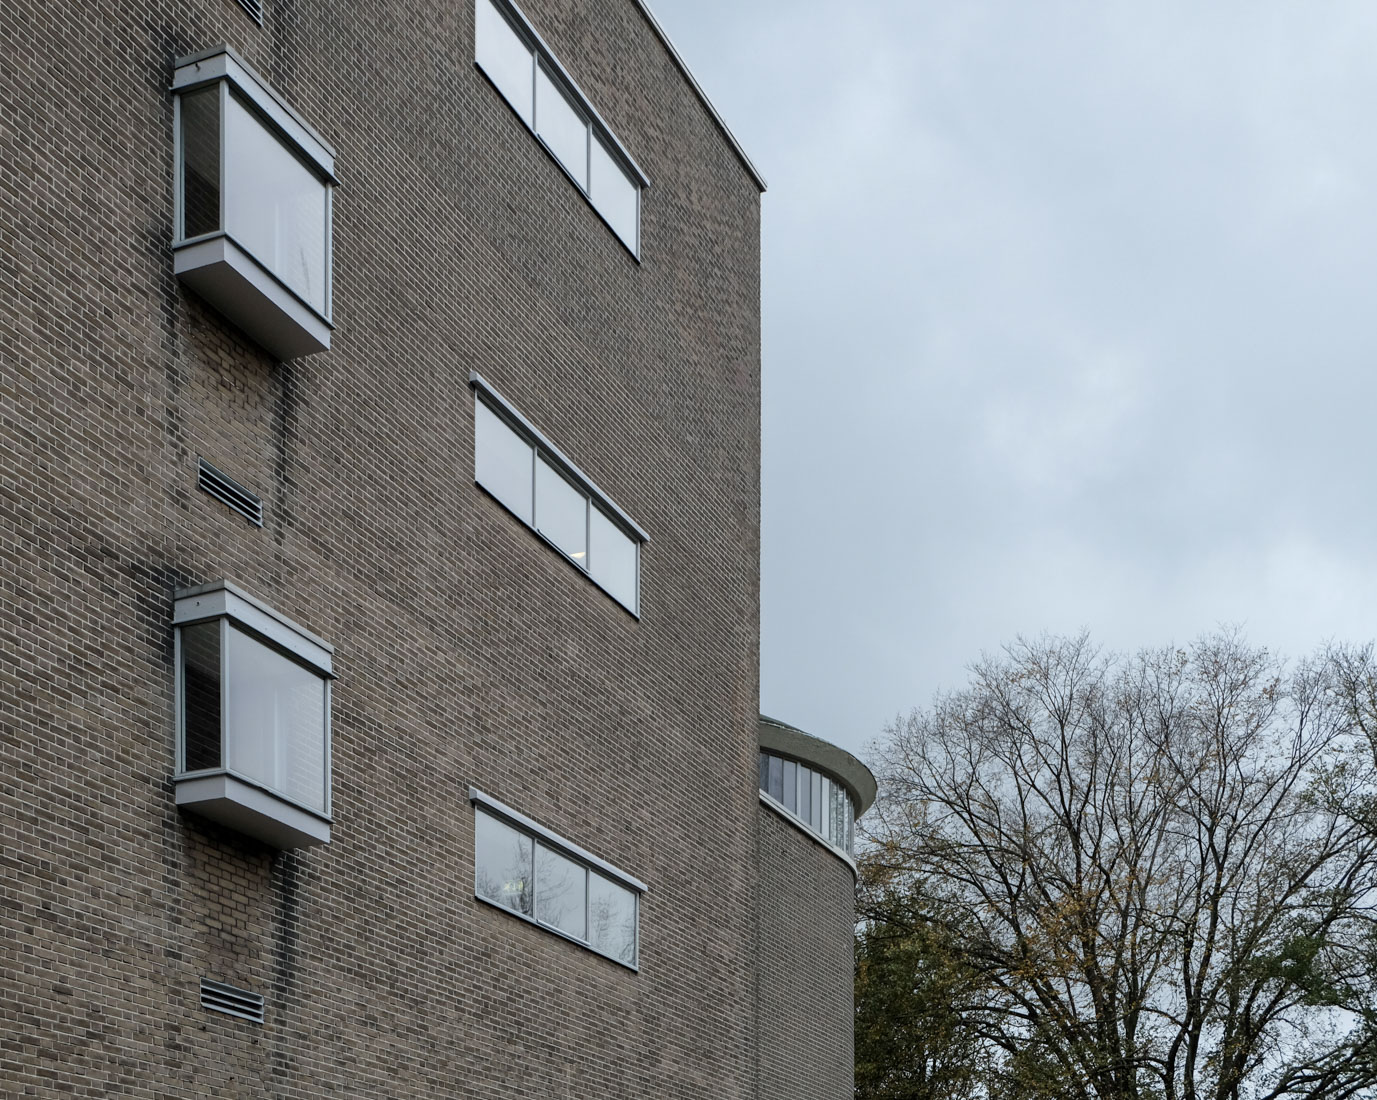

left=470, top=787, right=645, bottom=970
left=758, top=750, right=858, bottom=871
left=474, top=0, right=649, bottom=258
left=470, top=371, right=648, bottom=616
left=171, top=45, right=338, bottom=359
left=173, top=580, right=335, bottom=848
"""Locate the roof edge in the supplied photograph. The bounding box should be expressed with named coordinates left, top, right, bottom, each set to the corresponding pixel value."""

left=630, top=0, right=768, bottom=193
left=758, top=715, right=877, bottom=818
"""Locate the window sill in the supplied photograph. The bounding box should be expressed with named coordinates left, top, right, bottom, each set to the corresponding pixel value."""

left=174, top=233, right=332, bottom=360
left=176, top=770, right=332, bottom=848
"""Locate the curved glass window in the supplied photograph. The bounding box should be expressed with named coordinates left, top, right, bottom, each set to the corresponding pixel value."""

left=758, top=751, right=856, bottom=858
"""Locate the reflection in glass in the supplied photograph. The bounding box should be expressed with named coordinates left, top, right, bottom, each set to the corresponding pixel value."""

left=820, top=776, right=831, bottom=841
left=535, top=456, right=587, bottom=562
left=831, top=782, right=845, bottom=849
left=181, top=621, right=222, bottom=771
left=224, top=624, right=327, bottom=812
left=224, top=92, right=328, bottom=312
left=536, top=842, right=587, bottom=940
left=475, top=400, right=534, bottom=524
left=589, top=506, right=637, bottom=611
left=758, top=751, right=858, bottom=855
left=535, top=66, right=588, bottom=187
left=180, top=87, right=221, bottom=239
left=475, top=0, right=534, bottom=125
left=589, top=135, right=638, bottom=251
left=475, top=811, right=533, bottom=915
left=589, top=872, right=637, bottom=965
left=768, top=754, right=783, bottom=802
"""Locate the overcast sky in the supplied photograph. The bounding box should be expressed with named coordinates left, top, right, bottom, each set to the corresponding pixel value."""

left=648, top=0, right=1377, bottom=760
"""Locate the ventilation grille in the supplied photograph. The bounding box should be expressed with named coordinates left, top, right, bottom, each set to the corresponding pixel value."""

left=200, top=978, right=265, bottom=1024
left=198, top=458, right=264, bottom=527
left=235, top=0, right=264, bottom=25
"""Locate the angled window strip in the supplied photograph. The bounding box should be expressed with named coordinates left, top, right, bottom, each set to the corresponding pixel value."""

left=474, top=0, right=646, bottom=257
left=471, top=787, right=644, bottom=969
left=470, top=372, right=646, bottom=616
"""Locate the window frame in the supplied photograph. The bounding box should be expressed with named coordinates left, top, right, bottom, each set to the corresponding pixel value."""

left=172, top=580, right=335, bottom=847
left=474, top=0, right=648, bottom=258
left=470, top=787, right=645, bottom=971
left=757, top=750, right=859, bottom=870
left=470, top=371, right=648, bottom=616
left=171, top=45, right=337, bottom=358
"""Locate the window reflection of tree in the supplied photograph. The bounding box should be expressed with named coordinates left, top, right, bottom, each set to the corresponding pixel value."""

left=477, top=832, right=532, bottom=916
left=589, top=878, right=636, bottom=964
left=536, top=845, right=586, bottom=938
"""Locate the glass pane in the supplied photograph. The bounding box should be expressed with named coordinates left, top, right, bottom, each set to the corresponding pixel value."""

left=180, top=87, right=220, bottom=239
left=224, top=624, right=327, bottom=812
left=797, top=765, right=812, bottom=825
left=831, top=782, right=845, bottom=848
left=588, top=873, right=637, bottom=965
left=536, top=843, right=587, bottom=941
left=475, top=400, right=533, bottom=524
left=589, top=137, right=638, bottom=251
left=535, top=65, right=588, bottom=188
left=475, top=0, right=534, bottom=125
left=767, top=754, right=783, bottom=802
left=811, top=771, right=823, bottom=830
left=224, top=91, right=328, bottom=313
left=475, top=811, right=533, bottom=916
left=180, top=621, right=222, bottom=772
left=820, top=777, right=831, bottom=840
left=589, top=506, right=637, bottom=610
left=782, top=759, right=797, bottom=814
left=535, top=456, right=587, bottom=563
left=758, top=752, right=769, bottom=793
left=846, top=800, right=855, bottom=855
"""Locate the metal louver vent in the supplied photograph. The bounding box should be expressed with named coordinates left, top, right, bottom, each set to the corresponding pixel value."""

left=200, top=978, right=265, bottom=1024
left=235, top=0, right=264, bottom=25
left=198, top=458, right=264, bottom=527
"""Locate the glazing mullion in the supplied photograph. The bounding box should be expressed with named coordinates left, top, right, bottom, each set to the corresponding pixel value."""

left=218, top=616, right=229, bottom=774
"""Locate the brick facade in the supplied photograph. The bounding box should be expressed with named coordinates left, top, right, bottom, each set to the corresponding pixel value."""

left=2, top=0, right=774, bottom=1095
left=755, top=805, right=858, bottom=1100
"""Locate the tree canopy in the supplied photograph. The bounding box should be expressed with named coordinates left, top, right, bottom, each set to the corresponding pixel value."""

left=861, top=633, right=1377, bottom=1100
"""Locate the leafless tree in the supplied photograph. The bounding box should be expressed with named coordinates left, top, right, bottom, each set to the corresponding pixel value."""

left=866, top=633, right=1377, bottom=1100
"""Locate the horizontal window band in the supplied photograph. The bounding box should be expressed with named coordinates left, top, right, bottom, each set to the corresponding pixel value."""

left=758, top=791, right=858, bottom=876
left=469, top=786, right=648, bottom=894
left=480, top=0, right=648, bottom=188
left=473, top=893, right=639, bottom=972
left=473, top=481, right=641, bottom=620
left=468, top=372, right=649, bottom=543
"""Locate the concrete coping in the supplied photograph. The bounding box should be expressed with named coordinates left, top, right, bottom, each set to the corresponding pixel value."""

left=757, top=714, right=877, bottom=819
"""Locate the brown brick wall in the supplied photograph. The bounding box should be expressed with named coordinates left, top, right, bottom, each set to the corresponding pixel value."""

left=1, top=0, right=762, bottom=1094
left=756, top=804, right=858, bottom=1100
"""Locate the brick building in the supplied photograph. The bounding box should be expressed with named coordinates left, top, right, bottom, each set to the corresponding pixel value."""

left=0, top=0, right=871, bottom=1096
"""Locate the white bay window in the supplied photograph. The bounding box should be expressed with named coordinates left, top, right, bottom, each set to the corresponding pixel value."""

left=174, top=580, right=333, bottom=848
left=172, top=46, right=336, bottom=359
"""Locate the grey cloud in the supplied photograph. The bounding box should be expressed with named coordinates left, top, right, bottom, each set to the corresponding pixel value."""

left=649, top=0, right=1377, bottom=756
